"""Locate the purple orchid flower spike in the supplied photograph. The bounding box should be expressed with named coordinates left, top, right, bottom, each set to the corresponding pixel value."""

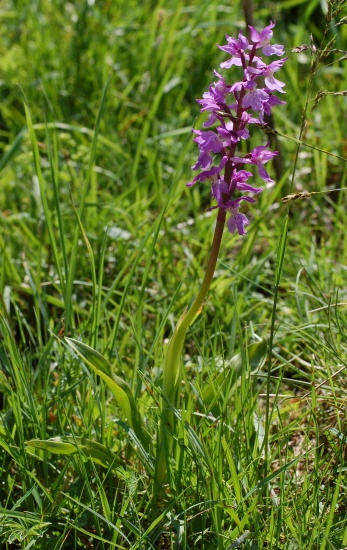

left=187, top=20, right=286, bottom=235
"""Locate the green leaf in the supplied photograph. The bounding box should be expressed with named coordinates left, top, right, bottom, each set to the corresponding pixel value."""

left=27, top=437, right=77, bottom=455
left=65, top=338, right=149, bottom=449
left=201, top=340, right=267, bottom=413
left=74, top=438, right=121, bottom=469
left=27, top=436, right=121, bottom=469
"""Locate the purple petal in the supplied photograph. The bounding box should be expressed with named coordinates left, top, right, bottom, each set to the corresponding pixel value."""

left=227, top=209, right=250, bottom=235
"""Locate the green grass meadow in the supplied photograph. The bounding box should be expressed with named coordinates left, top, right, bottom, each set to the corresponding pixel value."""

left=1, top=0, right=347, bottom=548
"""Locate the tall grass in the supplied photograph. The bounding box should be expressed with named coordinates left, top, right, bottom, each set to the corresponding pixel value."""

left=0, top=0, right=347, bottom=548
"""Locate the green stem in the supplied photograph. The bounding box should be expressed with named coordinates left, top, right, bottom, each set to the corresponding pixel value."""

left=162, top=207, right=226, bottom=400
left=157, top=208, right=226, bottom=486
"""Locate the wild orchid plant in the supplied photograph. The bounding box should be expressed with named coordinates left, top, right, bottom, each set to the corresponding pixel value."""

left=159, top=21, right=287, bottom=482
left=28, top=21, right=287, bottom=492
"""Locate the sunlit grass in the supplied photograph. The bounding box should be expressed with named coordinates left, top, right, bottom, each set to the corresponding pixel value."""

left=0, top=0, right=347, bottom=548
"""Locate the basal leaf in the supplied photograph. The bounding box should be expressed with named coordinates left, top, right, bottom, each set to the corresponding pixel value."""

left=65, top=338, right=149, bottom=449
left=27, top=437, right=77, bottom=455
left=27, top=437, right=121, bottom=469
